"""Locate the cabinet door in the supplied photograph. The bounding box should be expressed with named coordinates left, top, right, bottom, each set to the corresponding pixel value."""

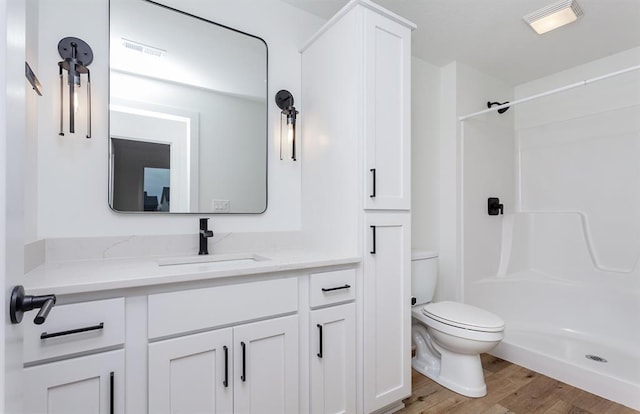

left=24, top=349, right=124, bottom=414
left=363, top=213, right=411, bottom=413
left=310, top=303, right=356, bottom=414
left=148, top=328, right=233, bottom=414
left=234, top=315, right=299, bottom=414
left=363, top=9, right=412, bottom=211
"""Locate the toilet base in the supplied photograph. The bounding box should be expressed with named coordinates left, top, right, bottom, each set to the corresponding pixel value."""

left=412, top=353, right=487, bottom=398
left=411, top=322, right=489, bottom=398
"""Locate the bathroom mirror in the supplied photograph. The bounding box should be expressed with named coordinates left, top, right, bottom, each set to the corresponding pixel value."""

left=109, top=0, right=267, bottom=213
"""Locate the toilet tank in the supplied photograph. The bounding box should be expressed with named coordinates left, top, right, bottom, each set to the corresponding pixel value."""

left=411, top=250, right=438, bottom=305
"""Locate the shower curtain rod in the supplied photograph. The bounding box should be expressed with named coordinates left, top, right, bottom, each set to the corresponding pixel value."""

left=458, top=64, right=640, bottom=121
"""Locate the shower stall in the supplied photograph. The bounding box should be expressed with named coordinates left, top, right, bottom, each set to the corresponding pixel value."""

left=459, top=55, right=640, bottom=410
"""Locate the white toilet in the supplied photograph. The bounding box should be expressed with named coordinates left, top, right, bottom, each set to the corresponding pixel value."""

left=411, top=250, right=505, bottom=398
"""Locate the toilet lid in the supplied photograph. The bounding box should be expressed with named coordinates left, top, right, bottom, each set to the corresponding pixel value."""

left=422, top=301, right=504, bottom=332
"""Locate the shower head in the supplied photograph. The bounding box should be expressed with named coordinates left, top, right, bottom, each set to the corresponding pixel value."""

left=487, top=101, right=510, bottom=114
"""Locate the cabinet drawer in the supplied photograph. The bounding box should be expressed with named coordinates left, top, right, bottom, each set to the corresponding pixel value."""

left=148, top=277, right=298, bottom=339
left=24, top=298, right=125, bottom=364
left=309, top=269, right=356, bottom=308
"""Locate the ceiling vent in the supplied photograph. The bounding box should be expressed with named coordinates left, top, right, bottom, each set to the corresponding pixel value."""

left=121, top=38, right=166, bottom=57
left=523, top=0, right=583, bottom=35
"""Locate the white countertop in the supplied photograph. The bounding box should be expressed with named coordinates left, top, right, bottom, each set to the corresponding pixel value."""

left=24, top=250, right=361, bottom=296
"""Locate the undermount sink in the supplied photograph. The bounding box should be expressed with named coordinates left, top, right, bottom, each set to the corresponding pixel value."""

left=157, top=253, right=269, bottom=268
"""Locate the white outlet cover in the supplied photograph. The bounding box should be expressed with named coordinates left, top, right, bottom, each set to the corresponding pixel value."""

left=212, top=199, right=230, bottom=212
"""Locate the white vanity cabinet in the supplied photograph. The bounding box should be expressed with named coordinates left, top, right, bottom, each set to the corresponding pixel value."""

left=24, top=350, right=125, bottom=414
left=23, top=257, right=361, bottom=414
left=309, top=304, right=356, bottom=414
left=149, top=316, right=299, bottom=414
left=233, top=315, right=299, bottom=414
left=301, top=1, right=414, bottom=412
left=22, top=298, right=126, bottom=414
left=363, top=213, right=411, bottom=412
left=147, top=278, right=300, bottom=414
left=363, top=7, right=412, bottom=211
left=149, top=328, right=233, bottom=413
left=308, top=269, right=357, bottom=414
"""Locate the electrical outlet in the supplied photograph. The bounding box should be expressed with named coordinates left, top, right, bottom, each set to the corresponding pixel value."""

left=212, top=199, right=230, bottom=212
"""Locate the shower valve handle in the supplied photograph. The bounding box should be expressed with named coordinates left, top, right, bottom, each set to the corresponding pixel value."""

left=488, top=197, right=504, bottom=216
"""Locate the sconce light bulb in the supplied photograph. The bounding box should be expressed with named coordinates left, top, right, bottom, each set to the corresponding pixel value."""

left=74, top=90, right=79, bottom=113
left=287, top=123, right=294, bottom=144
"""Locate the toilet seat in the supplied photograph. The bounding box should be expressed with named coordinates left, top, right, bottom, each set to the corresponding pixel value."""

left=423, top=301, right=504, bottom=333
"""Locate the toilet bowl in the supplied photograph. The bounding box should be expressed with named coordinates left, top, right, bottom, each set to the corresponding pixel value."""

left=410, top=251, right=504, bottom=397
left=411, top=301, right=504, bottom=397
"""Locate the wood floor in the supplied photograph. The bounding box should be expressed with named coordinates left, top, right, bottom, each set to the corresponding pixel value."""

left=398, top=354, right=639, bottom=414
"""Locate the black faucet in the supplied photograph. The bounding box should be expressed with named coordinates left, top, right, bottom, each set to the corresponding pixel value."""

left=199, top=218, right=214, bottom=255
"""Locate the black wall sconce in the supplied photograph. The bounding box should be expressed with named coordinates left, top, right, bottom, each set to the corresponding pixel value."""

left=58, top=37, right=93, bottom=138
left=275, top=89, right=299, bottom=161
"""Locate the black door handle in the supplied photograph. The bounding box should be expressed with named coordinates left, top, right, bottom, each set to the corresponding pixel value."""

left=240, top=341, right=246, bottom=382
left=321, top=284, right=351, bottom=292
left=9, top=285, right=56, bottom=325
left=370, top=225, right=376, bottom=254
left=110, top=371, right=114, bottom=414
left=370, top=168, right=376, bottom=198
left=317, top=324, right=323, bottom=358
left=223, top=345, right=229, bottom=387
left=41, top=322, right=104, bottom=340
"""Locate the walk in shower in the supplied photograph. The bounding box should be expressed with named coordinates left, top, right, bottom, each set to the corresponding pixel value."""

left=459, top=55, right=640, bottom=410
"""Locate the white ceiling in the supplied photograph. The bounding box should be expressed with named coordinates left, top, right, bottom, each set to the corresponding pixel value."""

left=282, top=0, right=640, bottom=85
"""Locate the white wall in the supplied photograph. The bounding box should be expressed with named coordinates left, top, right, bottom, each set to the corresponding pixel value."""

left=300, top=9, right=362, bottom=255
left=515, top=47, right=640, bottom=130
left=437, top=62, right=459, bottom=301
left=458, top=64, right=515, bottom=293
left=411, top=56, right=440, bottom=252
left=514, top=47, right=640, bottom=273
left=24, top=0, right=38, bottom=243
left=437, top=62, right=514, bottom=301
left=32, top=0, right=324, bottom=239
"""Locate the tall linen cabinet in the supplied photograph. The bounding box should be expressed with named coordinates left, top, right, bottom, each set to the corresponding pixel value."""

left=301, top=1, right=415, bottom=412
